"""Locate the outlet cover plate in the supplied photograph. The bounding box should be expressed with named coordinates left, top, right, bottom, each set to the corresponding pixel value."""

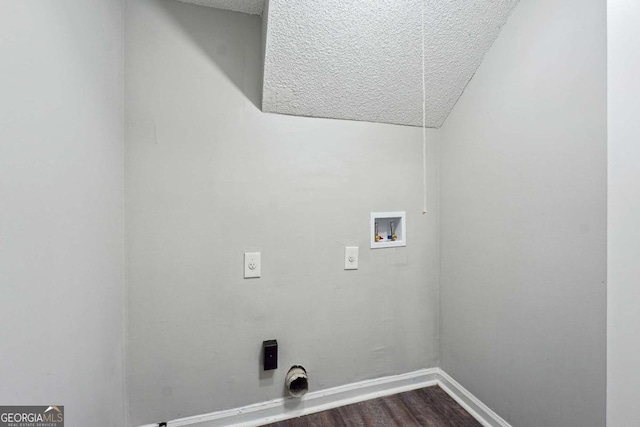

left=244, top=252, right=261, bottom=278
left=345, top=246, right=359, bottom=270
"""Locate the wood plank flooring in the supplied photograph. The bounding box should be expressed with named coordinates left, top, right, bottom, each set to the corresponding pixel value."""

left=263, top=386, right=482, bottom=427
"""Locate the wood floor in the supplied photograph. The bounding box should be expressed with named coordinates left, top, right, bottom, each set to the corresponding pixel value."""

left=262, top=386, right=482, bottom=427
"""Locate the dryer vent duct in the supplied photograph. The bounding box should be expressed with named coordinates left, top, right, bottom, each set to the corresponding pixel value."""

left=285, top=365, right=308, bottom=397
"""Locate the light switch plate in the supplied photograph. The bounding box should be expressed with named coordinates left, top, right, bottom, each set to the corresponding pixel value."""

left=244, top=252, right=261, bottom=278
left=344, top=246, right=359, bottom=270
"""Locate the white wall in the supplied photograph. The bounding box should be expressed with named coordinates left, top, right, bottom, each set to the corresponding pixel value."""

left=0, top=1, right=125, bottom=426
left=125, top=1, right=439, bottom=425
left=607, top=1, right=640, bottom=425
left=439, top=0, right=607, bottom=426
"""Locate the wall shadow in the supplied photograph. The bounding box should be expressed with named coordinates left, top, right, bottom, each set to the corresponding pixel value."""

left=156, top=0, right=263, bottom=110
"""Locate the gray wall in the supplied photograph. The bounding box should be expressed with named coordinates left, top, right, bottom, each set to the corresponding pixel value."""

left=0, top=1, right=125, bottom=426
left=607, top=1, right=640, bottom=425
left=439, top=0, right=607, bottom=425
left=125, top=1, right=439, bottom=425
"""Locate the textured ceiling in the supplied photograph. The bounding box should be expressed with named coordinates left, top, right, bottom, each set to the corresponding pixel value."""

left=173, top=0, right=520, bottom=128
left=175, top=0, right=264, bottom=15
left=263, top=0, right=519, bottom=128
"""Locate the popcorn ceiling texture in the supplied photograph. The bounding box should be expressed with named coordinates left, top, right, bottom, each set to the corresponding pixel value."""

left=176, top=0, right=264, bottom=15
left=263, top=0, right=519, bottom=128
left=174, top=0, right=520, bottom=128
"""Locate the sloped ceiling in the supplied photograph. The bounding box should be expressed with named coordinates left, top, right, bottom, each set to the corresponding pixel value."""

left=175, top=0, right=520, bottom=128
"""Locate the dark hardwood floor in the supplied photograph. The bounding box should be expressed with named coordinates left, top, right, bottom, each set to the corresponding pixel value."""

left=263, top=386, right=482, bottom=427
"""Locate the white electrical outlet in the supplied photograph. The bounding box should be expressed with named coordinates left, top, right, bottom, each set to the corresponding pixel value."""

left=344, top=246, right=359, bottom=270
left=244, top=252, right=261, bottom=278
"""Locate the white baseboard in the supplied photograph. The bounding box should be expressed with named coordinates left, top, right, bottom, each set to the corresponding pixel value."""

left=437, top=370, right=512, bottom=427
left=141, top=368, right=511, bottom=427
